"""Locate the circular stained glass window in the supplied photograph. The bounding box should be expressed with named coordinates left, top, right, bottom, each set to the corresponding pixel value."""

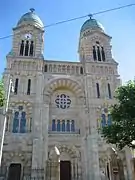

left=55, top=94, right=71, bottom=109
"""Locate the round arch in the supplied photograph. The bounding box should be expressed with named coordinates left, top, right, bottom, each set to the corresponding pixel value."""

left=44, top=78, right=84, bottom=98
left=47, top=145, right=82, bottom=180
left=48, top=144, right=80, bottom=160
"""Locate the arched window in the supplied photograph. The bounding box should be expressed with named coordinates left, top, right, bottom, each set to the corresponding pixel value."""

left=24, top=40, right=29, bottom=56
left=108, top=83, right=112, bottom=99
left=52, top=119, right=56, bottom=131
left=6, top=115, right=9, bottom=131
left=101, top=47, right=105, bottom=61
left=96, top=83, right=100, bottom=98
left=57, top=120, right=60, bottom=131
left=71, top=120, right=75, bottom=132
left=93, top=46, right=97, bottom=61
left=44, top=65, right=48, bottom=72
left=97, top=46, right=101, bottom=61
left=27, top=79, right=31, bottom=95
left=62, top=120, right=66, bottom=132
left=80, top=67, right=83, bottom=74
left=107, top=163, right=110, bottom=180
left=29, top=41, right=34, bottom=56
left=29, top=117, right=32, bottom=132
left=66, top=120, right=70, bottom=132
left=12, top=106, right=27, bottom=133
left=14, top=78, right=19, bottom=95
left=101, top=114, right=106, bottom=128
left=107, top=114, right=112, bottom=126
left=67, top=65, right=70, bottom=73
left=12, top=112, right=19, bottom=133
left=19, top=40, right=24, bottom=56
left=20, top=112, right=26, bottom=133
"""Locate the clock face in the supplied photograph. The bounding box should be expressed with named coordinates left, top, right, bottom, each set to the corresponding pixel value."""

left=25, top=33, right=32, bottom=39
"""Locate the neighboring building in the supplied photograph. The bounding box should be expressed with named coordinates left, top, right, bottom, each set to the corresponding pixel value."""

left=0, top=8, right=134, bottom=180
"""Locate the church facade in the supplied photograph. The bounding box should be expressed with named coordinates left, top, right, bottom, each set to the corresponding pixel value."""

left=0, top=9, right=134, bottom=180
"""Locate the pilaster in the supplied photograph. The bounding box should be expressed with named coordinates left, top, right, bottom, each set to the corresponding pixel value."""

left=124, top=148, right=134, bottom=180
left=87, top=134, right=100, bottom=180
left=42, top=103, right=49, bottom=163
left=32, top=73, right=44, bottom=169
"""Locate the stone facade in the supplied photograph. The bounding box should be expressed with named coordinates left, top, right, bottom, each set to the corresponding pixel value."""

left=0, top=9, right=134, bottom=180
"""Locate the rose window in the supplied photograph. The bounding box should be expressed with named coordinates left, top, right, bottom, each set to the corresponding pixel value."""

left=55, top=94, right=71, bottom=109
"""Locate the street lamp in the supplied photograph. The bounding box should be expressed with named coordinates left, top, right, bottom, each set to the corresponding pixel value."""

left=0, top=78, right=14, bottom=166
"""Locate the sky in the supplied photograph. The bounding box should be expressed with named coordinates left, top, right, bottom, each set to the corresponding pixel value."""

left=0, top=0, right=135, bottom=83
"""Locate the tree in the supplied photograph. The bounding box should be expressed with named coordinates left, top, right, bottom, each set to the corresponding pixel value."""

left=0, top=79, right=5, bottom=107
left=101, top=81, right=135, bottom=150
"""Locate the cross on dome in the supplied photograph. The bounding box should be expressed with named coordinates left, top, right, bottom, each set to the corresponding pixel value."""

left=30, top=8, right=35, bottom=13
left=88, top=14, right=93, bottom=19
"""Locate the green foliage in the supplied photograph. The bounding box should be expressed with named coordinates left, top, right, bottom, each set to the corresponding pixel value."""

left=101, top=81, right=135, bottom=150
left=0, top=79, right=5, bottom=107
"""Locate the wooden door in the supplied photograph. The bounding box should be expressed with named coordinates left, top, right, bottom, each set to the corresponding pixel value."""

left=60, top=161, right=71, bottom=180
left=7, top=163, right=21, bottom=180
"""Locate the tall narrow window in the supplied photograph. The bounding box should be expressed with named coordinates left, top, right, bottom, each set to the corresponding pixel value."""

left=14, top=78, right=19, bottom=95
left=80, top=67, right=83, bottom=74
left=19, top=40, right=24, bottom=56
left=62, top=120, right=66, bottom=132
left=52, top=119, right=56, bottom=131
left=101, top=114, right=106, bottom=127
left=107, top=114, right=112, bottom=126
left=44, top=65, right=48, bottom=72
left=66, top=120, right=70, bottom=132
left=96, top=83, right=100, bottom=98
left=29, top=41, right=34, bottom=56
left=71, top=120, right=75, bottom=132
left=93, top=46, right=97, bottom=61
left=20, top=112, right=26, bottom=133
left=6, top=116, right=9, bottom=131
left=29, top=117, right=32, bottom=132
left=12, top=112, right=19, bottom=133
left=107, top=163, right=110, bottom=180
left=12, top=111, right=27, bottom=133
left=24, top=40, right=29, bottom=56
left=97, top=46, right=101, bottom=61
left=107, top=83, right=112, bottom=99
left=101, top=47, right=105, bottom=61
left=12, top=106, right=27, bottom=133
left=27, top=79, right=31, bottom=95
left=57, top=120, right=60, bottom=131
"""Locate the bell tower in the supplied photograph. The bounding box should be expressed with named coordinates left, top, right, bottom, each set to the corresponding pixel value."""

left=78, top=15, right=113, bottom=63
left=8, top=8, right=44, bottom=60
left=78, top=16, right=120, bottom=180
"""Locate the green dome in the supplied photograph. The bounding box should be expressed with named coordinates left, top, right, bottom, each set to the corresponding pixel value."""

left=17, top=8, right=44, bottom=29
left=81, top=16, right=104, bottom=33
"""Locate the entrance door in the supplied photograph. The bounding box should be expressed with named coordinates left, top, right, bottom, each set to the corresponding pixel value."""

left=60, top=161, right=71, bottom=180
left=7, top=163, right=21, bottom=180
